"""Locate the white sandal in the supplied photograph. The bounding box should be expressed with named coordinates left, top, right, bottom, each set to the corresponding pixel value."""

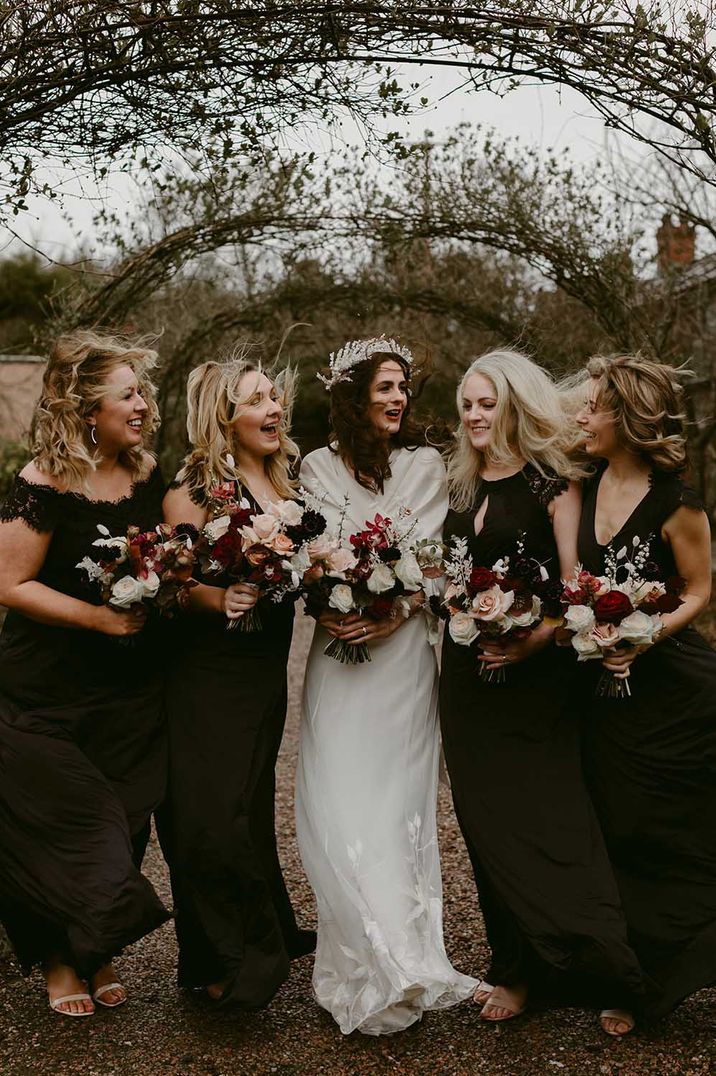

left=92, top=981, right=127, bottom=1008
left=599, top=1008, right=635, bottom=1036
left=49, top=992, right=94, bottom=1017
left=473, top=979, right=495, bottom=1005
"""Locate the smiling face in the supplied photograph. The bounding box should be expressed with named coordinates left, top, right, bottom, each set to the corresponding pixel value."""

left=461, top=372, right=499, bottom=452
left=575, top=377, right=620, bottom=459
left=366, top=359, right=408, bottom=437
left=232, top=371, right=283, bottom=461
left=90, top=364, right=148, bottom=454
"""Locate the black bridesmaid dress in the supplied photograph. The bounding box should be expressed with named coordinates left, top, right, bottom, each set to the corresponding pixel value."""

left=164, top=486, right=312, bottom=1009
left=439, top=465, right=649, bottom=1010
left=578, top=467, right=716, bottom=1017
left=0, top=470, right=170, bottom=977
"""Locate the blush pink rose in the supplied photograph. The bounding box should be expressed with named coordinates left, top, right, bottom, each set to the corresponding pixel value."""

left=471, top=585, right=515, bottom=622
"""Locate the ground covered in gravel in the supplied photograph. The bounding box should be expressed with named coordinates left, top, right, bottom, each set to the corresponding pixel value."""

left=2, top=613, right=716, bottom=1076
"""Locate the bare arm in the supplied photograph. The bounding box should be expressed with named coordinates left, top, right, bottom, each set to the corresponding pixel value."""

left=549, top=480, right=581, bottom=581
left=163, top=483, right=257, bottom=618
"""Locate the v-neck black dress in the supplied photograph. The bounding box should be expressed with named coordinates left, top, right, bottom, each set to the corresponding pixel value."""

left=0, top=470, right=170, bottom=977
left=578, top=468, right=716, bottom=1016
left=439, top=466, right=649, bottom=1009
left=164, top=483, right=310, bottom=1009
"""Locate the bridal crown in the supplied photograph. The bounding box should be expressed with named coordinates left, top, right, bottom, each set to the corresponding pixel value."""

left=317, top=336, right=413, bottom=391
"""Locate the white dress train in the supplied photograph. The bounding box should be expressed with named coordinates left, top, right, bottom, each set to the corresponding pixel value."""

left=295, top=446, right=476, bottom=1035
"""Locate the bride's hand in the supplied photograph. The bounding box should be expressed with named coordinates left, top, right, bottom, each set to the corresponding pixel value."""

left=330, top=614, right=402, bottom=644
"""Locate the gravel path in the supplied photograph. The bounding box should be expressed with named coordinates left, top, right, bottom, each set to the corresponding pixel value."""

left=2, top=612, right=716, bottom=1076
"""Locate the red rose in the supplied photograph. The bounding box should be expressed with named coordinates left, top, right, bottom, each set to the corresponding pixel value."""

left=593, top=590, right=634, bottom=624
left=468, top=567, right=498, bottom=593
left=213, top=531, right=242, bottom=566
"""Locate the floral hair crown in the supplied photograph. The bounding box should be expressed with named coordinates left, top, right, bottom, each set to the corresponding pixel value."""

left=317, top=336, right=413, bottom=391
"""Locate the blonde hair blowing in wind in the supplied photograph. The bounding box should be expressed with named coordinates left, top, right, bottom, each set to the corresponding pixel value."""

left=32, top=330, right=160, bottom=493
left=175, top=351, right=300, bottom=502
left=447, top=348, right=584, bottom=512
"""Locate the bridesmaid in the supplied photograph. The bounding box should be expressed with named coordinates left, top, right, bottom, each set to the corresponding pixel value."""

left=439, top=349, right=649, bottom=1025
left=575, top=353, right=716, bottom=1032
left=0, top=331, right=169, bottom=1016
left=163, top=356, right=314, bottom=1009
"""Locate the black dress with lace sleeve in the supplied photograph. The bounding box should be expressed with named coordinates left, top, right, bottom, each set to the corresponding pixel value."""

left=0, top=467, right=170, bottom=976
left=577, top=465, right=716, bottom=1017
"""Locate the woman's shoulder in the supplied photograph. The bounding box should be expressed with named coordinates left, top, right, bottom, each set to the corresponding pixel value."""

left=1, top=462, right=67, bottom=532
left=650, top=468, right=705, bottom=516
left=523, top=462, right=569, bottom=507
left=397, top=444, right=445, bottom=473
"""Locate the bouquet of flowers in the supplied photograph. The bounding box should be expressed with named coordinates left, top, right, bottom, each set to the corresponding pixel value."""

left=198, top=482, right=326, bottom=631
left=557, top=536, right=685, bottom=698
left=442, top=534, right=557, bottom=683
left=302, top=512, right=431, bottom=664
left=77, top=523, right=197, bottom=617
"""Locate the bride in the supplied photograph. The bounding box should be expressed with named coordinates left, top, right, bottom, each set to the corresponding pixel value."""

left=295, top=338, right=475, bottom=1035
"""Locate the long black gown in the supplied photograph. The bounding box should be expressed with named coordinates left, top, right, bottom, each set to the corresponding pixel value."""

left=164, top=485, right=310, bottom=1009
left=578, top=467, right=716, bottom=1017
left=0, top=470, right=170, bottom=977
left=439, top=465, right=650, bottom=1010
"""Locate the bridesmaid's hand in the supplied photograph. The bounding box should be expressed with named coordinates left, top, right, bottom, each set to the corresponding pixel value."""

left=224, top=582, right=259, bottom=622
left=479, top=623, right=554, bottom=670
left=93, top=603, right=147, bottom=636
left=601, top=644, right=644, bottom=678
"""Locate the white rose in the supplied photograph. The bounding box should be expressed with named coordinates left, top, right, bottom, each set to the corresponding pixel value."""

left=203, top=514, right=231, bottom=542
left=448, top=611, right=479, bottom=646
left=617, top=610, right=656, bottom=648
left=564, top=604, right=595, bottom=634
left=140, top=571, right=161, bottom=598
left=289, top=545, right=312, bottom=574
left=110, top=575, right=146, bottom=608
left=571, top=632, right=602, bottom=660
left=328, top=583, right=355, bottom=614
left=367, top=562, right=395, bottom=594
left=270, top=499, right=303, bottom=526
left=511, top=594, right=542, bottom=628
left=394, top=551, right=423, bottom=591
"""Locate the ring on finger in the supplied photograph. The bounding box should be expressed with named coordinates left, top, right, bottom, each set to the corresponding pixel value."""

left=362, top=626, right=367, bottom=637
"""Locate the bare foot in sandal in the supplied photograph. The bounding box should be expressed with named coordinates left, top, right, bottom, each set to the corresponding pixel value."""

left=481, top=983, right=528, bottom=1022
left=91, top=963, right=127, bottom=1008
left=599, top=1008, right=635, bottom=1036
left=45, top=960, right=95, bottom=1017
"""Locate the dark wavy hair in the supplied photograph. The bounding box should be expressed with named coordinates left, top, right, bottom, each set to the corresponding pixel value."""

left=328, top=352, right=438, bottom=492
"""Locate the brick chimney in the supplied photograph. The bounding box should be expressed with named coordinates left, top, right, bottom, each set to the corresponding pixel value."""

left=657, top=213, right=696, bottom=272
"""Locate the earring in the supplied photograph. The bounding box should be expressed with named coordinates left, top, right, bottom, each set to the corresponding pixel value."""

left=90, top=426, right=98, bottom=446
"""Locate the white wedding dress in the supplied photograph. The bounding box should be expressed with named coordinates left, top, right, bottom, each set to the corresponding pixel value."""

left=295, top=446, right=476, bottom=1035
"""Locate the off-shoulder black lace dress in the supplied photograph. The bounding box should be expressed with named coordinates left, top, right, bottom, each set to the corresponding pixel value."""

left=0, top=470, right=169, bottom=976
left=578, top=468, right=716, bottom=1016
left=163, top=482, right=312, bottom=1008
left=439, top=465, right=649, bottom=1009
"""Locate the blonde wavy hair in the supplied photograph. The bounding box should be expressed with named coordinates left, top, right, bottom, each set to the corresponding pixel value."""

left=447, top=348, right=585, bottom=511
left=174, top=351, right=299, bottom=502
left=32, top=330, right=159, bottom=493
left=587, top=353, right=689, bottom=472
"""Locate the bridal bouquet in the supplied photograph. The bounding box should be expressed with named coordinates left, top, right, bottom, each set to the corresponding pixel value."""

left=77, top=523, right=197, bottom=617
left=198, top=482, right=326, bottom=631
left=442, top=535, right=556, bottom=683
left=302, top=512, right=428, bottom=664
left=557, top=537, right=685, bottom=698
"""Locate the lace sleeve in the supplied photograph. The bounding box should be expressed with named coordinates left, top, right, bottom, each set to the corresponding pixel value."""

left=651, top=470, right=705, bottom=516
left=0, top=476, right=63, bottom=533
left=524, top=465, right=569, bottom=508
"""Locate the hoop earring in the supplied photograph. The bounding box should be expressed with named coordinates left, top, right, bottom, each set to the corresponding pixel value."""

left=90, top=426, right=98, bottom=446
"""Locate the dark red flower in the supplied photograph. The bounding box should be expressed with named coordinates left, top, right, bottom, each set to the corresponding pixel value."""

left=468, top=567, right=498, bottom=593
left=655, top=592, right=684, bottom=614
left=594, top=590, right=634, bottom=625
left=368, top=595, right=394, bottom=620
left=665, top=575, right=686, bottom=595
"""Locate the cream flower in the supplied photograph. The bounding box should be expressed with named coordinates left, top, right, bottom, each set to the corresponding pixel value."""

left=618, top=610, right=657, bottom=647
left=471, top=585, right=514, bottom=622
left=110, top=575, right=146, bottom=608
left=564, top=604, right=595, bottom=634
left=394, top=551, right=423, bottom=591
left=448, top=611, right=479, bottom=646
left=203, top=514, right=231, bottom=542
left=367, top=562, right=395, bottom=594
left=140, top=571, right=161, bottom=598
left=571, top=633, right=602, bottom=659
left=328, top=583, right=355, bottom=614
